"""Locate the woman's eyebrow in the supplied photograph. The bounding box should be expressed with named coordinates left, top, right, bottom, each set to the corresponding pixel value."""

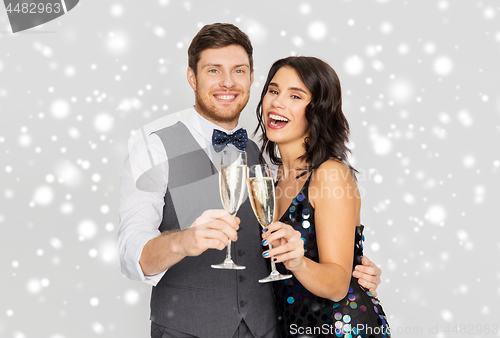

left=268, top=82, right=307, bottom=94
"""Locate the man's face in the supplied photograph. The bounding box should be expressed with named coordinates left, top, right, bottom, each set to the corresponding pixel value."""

left=187, top=45, right=254, bottom=129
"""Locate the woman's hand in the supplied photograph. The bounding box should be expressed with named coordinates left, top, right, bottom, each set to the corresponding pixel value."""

left=262, top=221, right=304, bottom=271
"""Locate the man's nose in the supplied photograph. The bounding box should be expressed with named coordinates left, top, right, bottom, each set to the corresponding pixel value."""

left=220, top=72, right=236, bottom=88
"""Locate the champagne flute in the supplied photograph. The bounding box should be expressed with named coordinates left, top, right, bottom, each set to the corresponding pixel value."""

left=211, top=149, right=247, bottom=270
left=247, top=164, right=292, bottom=282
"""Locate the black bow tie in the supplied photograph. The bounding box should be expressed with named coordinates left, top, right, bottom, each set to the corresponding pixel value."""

left=212, top=128, right=248, bottom=152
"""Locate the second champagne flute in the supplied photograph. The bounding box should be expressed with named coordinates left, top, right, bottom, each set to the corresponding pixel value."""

left=211, top=149, right=247, bottom=270
left=247, top=164, right=292, bottom=282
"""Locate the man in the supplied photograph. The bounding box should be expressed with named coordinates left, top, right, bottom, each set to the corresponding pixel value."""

left=118, top=23, right=382, bottom=338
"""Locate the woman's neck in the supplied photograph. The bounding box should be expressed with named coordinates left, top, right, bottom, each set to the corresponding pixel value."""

left=277, top=141, right=309, bottom=180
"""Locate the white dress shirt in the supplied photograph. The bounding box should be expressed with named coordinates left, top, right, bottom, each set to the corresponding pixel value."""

left=117, top=107, right=244, bottom=286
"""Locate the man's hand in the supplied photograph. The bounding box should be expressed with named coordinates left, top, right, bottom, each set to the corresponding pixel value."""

left=139, top=209, right=239, bottom=276
left=352, top=256, right=382, bottom=297
left=177, top=209, right=240, bottom=257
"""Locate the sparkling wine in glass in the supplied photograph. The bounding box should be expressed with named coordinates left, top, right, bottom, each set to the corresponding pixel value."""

left=211, top=149, right=247, bottom=270
left=247, top=164, right=292, bottom=282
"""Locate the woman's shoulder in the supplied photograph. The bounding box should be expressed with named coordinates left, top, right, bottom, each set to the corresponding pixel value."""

left=311, top=158, right=356, bottom=185
left=308, top=159, right=360, bottom=210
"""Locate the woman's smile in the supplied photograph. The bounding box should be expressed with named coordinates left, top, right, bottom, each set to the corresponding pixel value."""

left=267, top=112, right=289, bottom=129
left=262, top=66, right=311, bottom=144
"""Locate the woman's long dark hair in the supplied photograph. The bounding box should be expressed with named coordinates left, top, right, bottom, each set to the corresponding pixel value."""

left=254, top=56, right=357, bottom=178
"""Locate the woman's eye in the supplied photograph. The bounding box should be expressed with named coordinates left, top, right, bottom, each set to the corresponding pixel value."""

left=268, top=89, right=278, bottom=95
left=291, top=95, right=302, bottom=99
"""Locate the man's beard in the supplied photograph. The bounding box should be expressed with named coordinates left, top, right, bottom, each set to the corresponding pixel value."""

left=194, top=90, right=249, bottom=125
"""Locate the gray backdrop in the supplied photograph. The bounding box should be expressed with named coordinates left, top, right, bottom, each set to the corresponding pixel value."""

left=1, top=0, right=499, bottom=337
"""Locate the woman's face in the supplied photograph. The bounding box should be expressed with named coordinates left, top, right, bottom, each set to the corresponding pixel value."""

left=262, top=66, right=312, bottom=147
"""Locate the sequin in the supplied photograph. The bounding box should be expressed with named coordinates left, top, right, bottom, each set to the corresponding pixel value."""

left=273, top=178, right=390, bottom=337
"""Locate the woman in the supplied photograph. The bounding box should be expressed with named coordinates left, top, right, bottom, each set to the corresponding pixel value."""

left=255, top=57, right=390, bottom=338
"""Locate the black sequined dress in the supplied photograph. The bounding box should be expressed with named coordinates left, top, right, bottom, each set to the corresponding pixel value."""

left=273, top=175, right=390, bottom=338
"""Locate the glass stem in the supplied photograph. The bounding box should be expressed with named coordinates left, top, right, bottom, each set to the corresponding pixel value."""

left=269, top=243, right=279, bottom=275
left=224, top=213, right=236, bottom=263
left=225, top=240, right=232, bottom=262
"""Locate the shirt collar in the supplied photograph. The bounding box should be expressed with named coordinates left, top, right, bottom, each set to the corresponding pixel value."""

left=187, top=106, right=241, bottom=143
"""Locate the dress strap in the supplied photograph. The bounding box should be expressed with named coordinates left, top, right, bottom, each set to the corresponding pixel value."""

left=275, top=168, right=311, bottom=184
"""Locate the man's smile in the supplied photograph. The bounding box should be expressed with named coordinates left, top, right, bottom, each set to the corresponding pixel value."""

left=213, top=93, right=238, bottom=102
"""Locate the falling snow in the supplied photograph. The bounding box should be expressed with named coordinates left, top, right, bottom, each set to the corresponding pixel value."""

left=433, top=55, right=454, bottom=76
left=344, top=55, right=364, bottom=76
left=77, top=220, right=98, bottom=240
left=0, top=1, right=498, bottom=337
left=50, top=99, right=71, bottom=119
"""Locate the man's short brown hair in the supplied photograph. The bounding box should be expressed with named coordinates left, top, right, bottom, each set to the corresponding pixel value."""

left=188, top=23, right=253, bottom=76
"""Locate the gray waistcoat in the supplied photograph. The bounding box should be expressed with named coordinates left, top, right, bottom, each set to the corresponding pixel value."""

left=150, top=122, right=277, bottom=338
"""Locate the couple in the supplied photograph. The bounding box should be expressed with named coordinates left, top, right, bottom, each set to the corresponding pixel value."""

left=118, top=23, right=389, bottom=338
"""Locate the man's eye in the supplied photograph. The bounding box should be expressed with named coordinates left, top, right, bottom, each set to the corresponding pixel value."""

left=235, top=69, right=244, bottom=74
left=209, top=69, right=218, bottom=73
